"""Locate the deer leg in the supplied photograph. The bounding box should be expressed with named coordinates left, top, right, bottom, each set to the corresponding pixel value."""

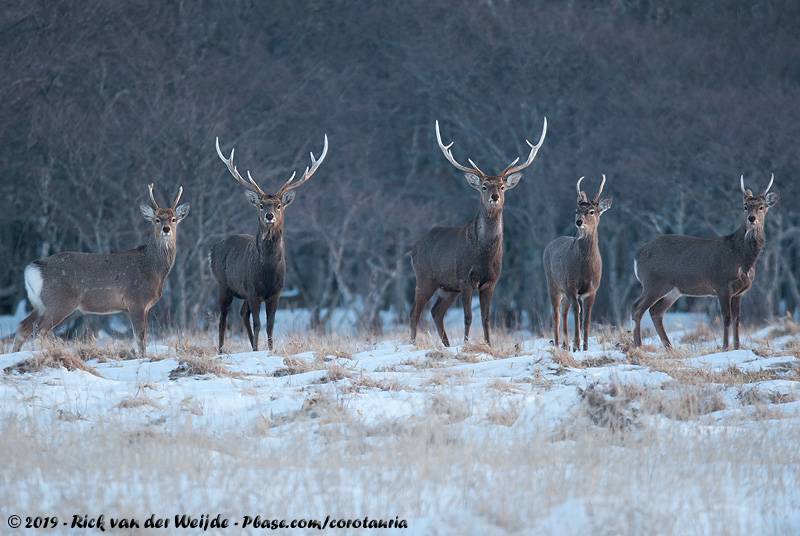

left=460, top=285, right=474, bottom=343
left=569, top=294, right=581, bottom=352
left=548, top=290, right=562, bottom=348
left=581, top=293, right=596, bottom=351
left=648, top=293, right=679, bottom=349
left=217, top=288, right=234, bottom=352
left=431, top=289, right=458, bottom=347
left=410, top=279, right=436, bottom=343
left=13, top=310, right=42, bottom=352
left=478, top=284, right=495, bottom=346
left=560, top=298, right=570, bottom=350
left=128, top=307, right=149, bottom=357
left=717, top=290, right=733, bottom=351
left=632, top=285, right=672, bottom=347
left=248, top=297, right=262, bottom=351
left=265, top=297, right=279, bottom=351
left=240, top=300, right=254, bottom=348
left=731, top=295, right=743, bottom=350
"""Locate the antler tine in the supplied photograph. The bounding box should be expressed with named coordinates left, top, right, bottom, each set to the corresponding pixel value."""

left=276, top=134, right=328, bottom=197
left=215, top=137, right=265, bottom=196
left=740, top=175, right=749, bottom=197
left=763, top=173, right=774, bottom=196
left=148, top=183, right=161, bottom=210
left=576, top=176, right=585, bottom=201
left=592, top=174, right=606, bottom=203
left=503, top=117, right=547, bottom=176
left=435, top=120, right=484, bottom=176
left=170, top=186, right=184, bottom=210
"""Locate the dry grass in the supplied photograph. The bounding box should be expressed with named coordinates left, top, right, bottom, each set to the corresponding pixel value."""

left=168, top=355, right=233, bottom=379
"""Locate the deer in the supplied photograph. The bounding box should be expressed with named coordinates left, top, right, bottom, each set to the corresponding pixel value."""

left=211, top=134, right=327, bottom=352
left=632, top=175, right=779, bottom=351
left=13, top=184, right=189, bottom=356
left=410, top=118, right=547, bottom=347
left=543, top=175, right=612, bottom=351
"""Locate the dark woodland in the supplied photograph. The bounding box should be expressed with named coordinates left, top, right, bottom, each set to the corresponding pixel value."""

left=1, top=0, right=798, bottom=337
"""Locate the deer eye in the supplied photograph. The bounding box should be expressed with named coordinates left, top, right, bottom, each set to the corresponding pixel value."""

left=259, top=204, right=264, bottom=210
left=276, top=204, right=281, bottom=210
left=482, top=185, right=487, bottom=191
left=589, top=210, right=595, bottom=215
left=171, top=217, right=177, bottom=223
left=759, top=206, right=764, bottom=211
left=155, top=218, right=160, bottom=223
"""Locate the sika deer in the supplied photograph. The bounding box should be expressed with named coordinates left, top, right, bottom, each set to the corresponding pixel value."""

left=543, top=176, right=612, bottom=351
left=632, top=175, right=779, bottom=351
left=211, top=135, right=327, bottom=352
left=410, top=118, right=547, bottom=346
left=13, top=185, right=189, bottom=356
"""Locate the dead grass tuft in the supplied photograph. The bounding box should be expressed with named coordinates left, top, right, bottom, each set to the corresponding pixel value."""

left=274, top=354, right=327, bottom=376
left=5, top=347, right=100, bottom=376
left=168, top=356, right=232, bottom=379
left=550, top=347, right=580, bottom=368
left=680, top=322, right=718, bottom=345
left=580, top=382, right=634, bottom=432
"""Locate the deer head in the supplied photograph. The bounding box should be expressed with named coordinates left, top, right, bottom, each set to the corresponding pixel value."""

left=140, top=184, right=190, bottom=244
left=435, top=119, right=547, bottom=215
left=215, top=135, right=328, bottom=237
left=740, top=174, right=779, bottom=237
left=574, top=175, right=612, bottom=239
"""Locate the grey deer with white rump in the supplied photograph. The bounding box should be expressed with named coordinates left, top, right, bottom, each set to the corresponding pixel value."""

left=632, top=175, right=779, bottom=350
left=410, top=118, right=547, bottom=346
left=211, top=135, right=327, bottom=352
left=543, top=175, right=612, bottom=351
left=13, top=184, right=189, bottom=356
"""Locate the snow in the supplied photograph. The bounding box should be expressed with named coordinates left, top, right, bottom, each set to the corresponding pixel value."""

left=0, top=310, right=798, bottom=535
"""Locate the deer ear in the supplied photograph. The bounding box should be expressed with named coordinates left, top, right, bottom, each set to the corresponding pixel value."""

left=140, top=205, right=156, bottom=221
left=175, top=203, right=190, bottom=221
left=504, top=173, right=522, bottom=190
left=765, top=191, right=779, bottom=207
left=598, top=196, right=612, bottom=214
left=464, top=173, right=483, bottom=190
left=281, top=190, right=296, bottom=207
left=245, top=190, right=261, bottom=207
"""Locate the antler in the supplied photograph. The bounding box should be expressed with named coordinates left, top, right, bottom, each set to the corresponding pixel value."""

left=171, top=186, right=183, bottom=209
left=435, top=120, right=487, bottom=177
left=276, top=134, right=328, bottom=198
left=592, top=174, right=606, bottom=203
left=576, top=177, right=586, bottom=202
left=762, top=173, right=774, bottom=196
left=500, top=117, right=547, bottom=176
left=148, top=183, right=161, bottom=210
left=215, top=137, right=266, bottom=197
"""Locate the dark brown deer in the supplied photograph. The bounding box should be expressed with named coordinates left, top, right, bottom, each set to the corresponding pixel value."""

left=410, top=118, right=547, bottom=346
left=632, top=175, right=779, bottom=351
left=543, top=176, right=612, bottom=351
left=211, top=135, right=327, bottom=352
left=13, top=185, right=189, bottom=356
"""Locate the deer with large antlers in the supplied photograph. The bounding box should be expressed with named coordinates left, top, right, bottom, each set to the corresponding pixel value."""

left=13, top=185, right=189, bottom=356
left=410, top=118, right=547, bottom=346
left=632, top=175, right=779, bottom=351
left=211, top=135, right=327, bottom=352
left=543, top=175, right=612, bottom=351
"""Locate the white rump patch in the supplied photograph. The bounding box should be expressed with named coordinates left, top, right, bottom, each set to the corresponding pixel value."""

left=24, top=264, right=45, bottom=312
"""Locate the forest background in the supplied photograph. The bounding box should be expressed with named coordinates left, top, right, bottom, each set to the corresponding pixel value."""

left=1, top=0, right=798, bottom=336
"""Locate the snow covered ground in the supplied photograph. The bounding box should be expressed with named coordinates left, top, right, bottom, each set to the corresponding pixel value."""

left=0, top=309, right=798, bottom=535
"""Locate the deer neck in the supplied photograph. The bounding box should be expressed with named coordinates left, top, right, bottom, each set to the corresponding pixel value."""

left=255, top=226, right=284, bottom=260
left=573, top=227, right=599, bottom=253
left=733, top=222, right=765, bottom=267
left=474, top=204, right=504, bottom=244
left=144, top=235, right=177, bottom=278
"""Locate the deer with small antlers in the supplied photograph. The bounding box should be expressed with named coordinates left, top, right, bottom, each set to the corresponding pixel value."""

left=410, top=118, right=547, bottom=346
left=543, top=175, right=612, bottom=351
left=211, top=135, right=327, bottom=352
left=632, top=175, right=779, bottom=351
left=13, top=185, right=189, bottom=356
